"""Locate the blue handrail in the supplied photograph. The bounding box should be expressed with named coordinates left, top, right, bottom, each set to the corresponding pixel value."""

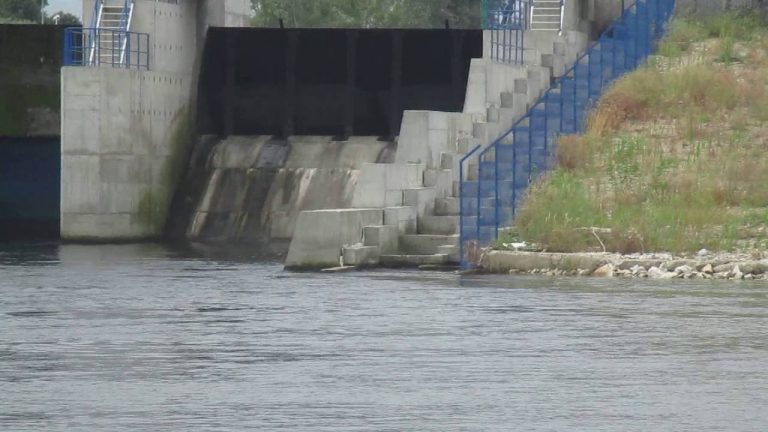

left=63, top=27, right=150, bottom=70
left=459, top=0, right=676, bottom=267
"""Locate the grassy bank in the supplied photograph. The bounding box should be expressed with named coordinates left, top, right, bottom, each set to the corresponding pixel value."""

left=511, top=13, right=768, bottom=254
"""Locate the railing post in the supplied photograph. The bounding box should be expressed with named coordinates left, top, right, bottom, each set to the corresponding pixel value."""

left=126, top=34, right=131, bottom=69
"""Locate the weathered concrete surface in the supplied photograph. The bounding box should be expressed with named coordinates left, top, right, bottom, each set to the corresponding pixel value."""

left=482, top=251, right=609, bottom=273
left=61, top=67, right=193, bottom=241
left=350, top=163, right=425, bottom=208
left=62, top=0, right=252, bottom=242
left=396, top=111, right=474, bottom=168
left=182, top=136, right=394, bottom=248
left=285, top=209, right=384, bottom=269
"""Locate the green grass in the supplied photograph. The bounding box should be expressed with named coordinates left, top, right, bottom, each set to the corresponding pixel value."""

left=510, top=14, right=768, bottom=254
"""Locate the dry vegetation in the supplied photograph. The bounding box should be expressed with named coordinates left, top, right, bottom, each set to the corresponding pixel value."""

left=512, top=13, right=768, bottom=254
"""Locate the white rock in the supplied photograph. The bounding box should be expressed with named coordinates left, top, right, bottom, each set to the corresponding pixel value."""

left=701, top=264, right=714, bottom=274
left=675, top=265, right=693, bottom=275
left=648, top=266, right=664, bottom=279
left=731, top=265, right=744, bottom=280
left=697, top=249, right=710, bottom=257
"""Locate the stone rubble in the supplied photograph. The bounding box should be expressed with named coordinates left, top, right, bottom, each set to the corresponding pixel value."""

left=484, top=250, right=768, bottom=281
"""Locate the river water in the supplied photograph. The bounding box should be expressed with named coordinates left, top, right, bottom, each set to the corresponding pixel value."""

left=2, top=243, right=768, bottom=431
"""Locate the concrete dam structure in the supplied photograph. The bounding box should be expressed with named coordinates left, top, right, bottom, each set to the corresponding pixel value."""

left=3, top=0, right=633, bottom=269
left=176, top=0, right=606, bottom=268
left=168, top=28, right=483, bottom=258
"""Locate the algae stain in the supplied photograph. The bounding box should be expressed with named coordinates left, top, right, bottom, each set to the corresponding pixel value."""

left=135, top=104, right=194, bottom=233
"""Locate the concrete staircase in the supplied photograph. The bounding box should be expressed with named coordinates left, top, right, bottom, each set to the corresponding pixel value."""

left=285, top=26, right=591, bottom=270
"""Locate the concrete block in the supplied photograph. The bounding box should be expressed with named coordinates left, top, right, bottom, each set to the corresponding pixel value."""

left=463, top=58, right=488, bottom=117
left=285, top=208, right=383, bottom=269
left=380, top=254, right=448, bottom=267
left=384, top=206, right=418, bottom=235
left=427, top=111, right=449, bottom=131
left=61, top=155, right=101, bottom=214
left=403, top=188, right=436, bottom=218
left=100, top=155, right=152, bottom=183
left=62, top=67, right=100, bottom=97
left=61, top=107, right=102, bottom=155
left=424, top=169, right=454, bottom=198
left=351, top=163, right=424, bottom=208
left=61, top=213, right=138, bottom=241
left=99, top=182, right=144, bottom=214
left=435, top=197, right=459, bottom=216
left=419, top=215, right=459, bottom=236
left=342, top=244, right=380, bottom=267
left=437, top=244, right=460, bottom=263
left=363, top=225, right=399, bottom=254
left=395, top=110, right=429, bottom=164
left=384, top=191, right=404, bottom=207
left=399, top=234, right=459, bottom=255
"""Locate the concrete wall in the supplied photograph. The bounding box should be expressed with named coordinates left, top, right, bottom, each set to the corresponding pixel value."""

left=61, top=0, right=251, bottom=241
left=61, top=67, right=191, bottom=240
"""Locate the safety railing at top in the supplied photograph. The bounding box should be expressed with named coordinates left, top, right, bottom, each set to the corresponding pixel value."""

left=63, top=27, right=150, bottom=70
left=459, top=0, right=676, bottom=267
left=483, top=0, right=530, bottom=64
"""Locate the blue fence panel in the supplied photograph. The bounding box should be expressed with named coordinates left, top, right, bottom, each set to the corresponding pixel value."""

left=460, top=0, right=677, bottom=267
left=63, top=27, right=150, bottom=71
left=483, top=0, right=530, bottom=64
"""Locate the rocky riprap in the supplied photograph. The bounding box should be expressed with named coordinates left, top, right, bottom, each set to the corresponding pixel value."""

left=481, top=250, right=768, bottom=280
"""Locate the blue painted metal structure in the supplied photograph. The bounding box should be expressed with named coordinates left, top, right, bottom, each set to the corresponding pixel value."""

left=63, top=27, right=149, bottom=70
left=483, top=0, right=529, bottom=64
left=460, top=0, right=676, bottom=267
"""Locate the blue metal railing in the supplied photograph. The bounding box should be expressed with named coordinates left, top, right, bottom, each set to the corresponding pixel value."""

left=459, top=0, right=676, bottom=267
left=63, top=27, right=149, bottom=70
left=483, top=0, right=530, bottom=64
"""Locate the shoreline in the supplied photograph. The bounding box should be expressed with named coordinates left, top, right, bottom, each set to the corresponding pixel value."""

left=479, top=250, right=768, bottom=280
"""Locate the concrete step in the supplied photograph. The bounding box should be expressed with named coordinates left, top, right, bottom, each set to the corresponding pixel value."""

left=457, top=137, right=482, bottom=154
left=380, top=254, right=449, bottom=267
left=488, top=106, right=524, bottom=129
left=363, top=225, right=399, bottom=254
left=342, top=244, right=380, bottom=267
left=434, top=197, right=459, bottom=216
left=424, top=168, right=455, bottom=198
left=472, top=122, right=503, bottom=143
left=419, top=215, right=459, bottom=236
left=437, top=244, right=460, bottom=263
left=384, top=206, right=417, bottom=235
left=440, top=152, right=459, bottom=171
left=403, top=188, right=436, bottom=217
left=399, top=234, right=459, bottom=255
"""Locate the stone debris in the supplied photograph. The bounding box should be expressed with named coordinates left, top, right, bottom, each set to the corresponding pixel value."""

left=482, top=250, right=768, bottom=281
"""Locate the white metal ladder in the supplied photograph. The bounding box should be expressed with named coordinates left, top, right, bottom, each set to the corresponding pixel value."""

left=529, top=0, right=564, bottom=31
left=88, top=0, right=135, bottom=66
